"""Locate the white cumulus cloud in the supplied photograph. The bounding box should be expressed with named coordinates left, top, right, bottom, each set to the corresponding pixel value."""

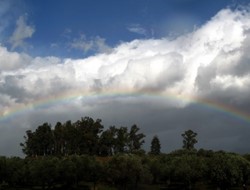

left=0, top=8, right=249, bottom=108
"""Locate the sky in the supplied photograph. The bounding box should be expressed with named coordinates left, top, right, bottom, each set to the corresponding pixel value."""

left=1, top=0, right=250, bottom=156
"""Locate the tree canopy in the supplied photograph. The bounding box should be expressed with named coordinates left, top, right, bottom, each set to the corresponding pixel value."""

left=13, top=116, right=250, bottom=190
left=150, top=135, right=161, bottom=155
left=20, top=116, right=145, bottom=157
left=182, top=129, right=198, bottom=150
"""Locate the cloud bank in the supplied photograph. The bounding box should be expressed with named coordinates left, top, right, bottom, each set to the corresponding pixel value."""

left=1, top=8, right=250, bottom=156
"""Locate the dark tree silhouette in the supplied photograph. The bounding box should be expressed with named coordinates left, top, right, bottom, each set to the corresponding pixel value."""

left=150, top=135, right=161, bottom=155
left=182, top=129, right=198, bottom=150
left=128, top=124, right=145, bottom=153
left=20, top=117, right=145, bottom=157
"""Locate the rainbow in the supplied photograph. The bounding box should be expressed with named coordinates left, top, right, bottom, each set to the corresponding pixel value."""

left=0, top=89, right=250, bottom=124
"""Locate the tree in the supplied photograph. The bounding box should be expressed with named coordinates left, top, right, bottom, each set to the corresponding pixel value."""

left=29, top=157, right=59, bottom=189
left=74, top=117, right=104, bottom=155
left=150, top=136, right=161, bottom=155
left=5, top=157, right=28, bottom=187
left=208, top=152, right=250, bottom=190
left=20, top=130, right=36, bottom=157
left=54, top=122, right=64, bottom=155
left=99, top=127, right=116, bottom=156
left=57, top=157, right=77, bottom=188
left=0, top=156, right=8, bottom=185
left=148, top=156, right=164, bottom=184
left=128, top=125, right=145, bottom=153
left=172, top=154, right=205, bottom=189
left=63, top=120, right=78, bottom=155
left=182, top=130, right=197, bottom=150
left=20, top=123, right=54, bottom=156
left=114, top=127, right=129, bottom=154
left=34, top=123, right=54, bottom=156
left=107, top=155, right=143, bottom=189
left=21, top=116, right=105, bottom=157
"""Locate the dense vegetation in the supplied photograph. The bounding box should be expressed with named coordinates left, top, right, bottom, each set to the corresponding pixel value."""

left=20, top=117, right=145, bottom=157
left=0, top=116, right=250, bottom=190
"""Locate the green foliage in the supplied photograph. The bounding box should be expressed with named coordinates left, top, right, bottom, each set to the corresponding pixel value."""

left=0, top=156, right=7, bottom=184
left=74, top=117, right=104, bottom=155
left=182, top=129, right=198, bottom=150
left=58, top=157, right=77, bottom=187
left=29, top=157, right=59, bottom=188
left=21, top=116, right=145, bottom=157
left=106, top=154, right=144, bottom=189
left=171, top=154, right=205, bottom=188
left=99, top=127, right=116, bottom=156
left=149, top=135, right=161, bottom=155
left=114, top=127, right=129, bottom=153
left=147, top=156, right=166, bottom=184
left=128, top=125, right=145, bottom=153
left=208, top=152, right=250, bottom=189
left=0, top=151, right=250, bottom=189
left=5, top=157, right=28, bottom=186
left=20, top=123, right=54, bottom=157
left=14, top=121, right=250, bottom=189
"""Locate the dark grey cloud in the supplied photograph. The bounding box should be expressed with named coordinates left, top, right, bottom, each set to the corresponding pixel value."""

left=0, top=75, right=28, bottom=103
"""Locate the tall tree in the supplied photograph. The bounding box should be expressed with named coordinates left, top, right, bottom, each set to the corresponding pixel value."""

left=63, top=120, right=78, bottom=155
left=54, top=122, right=64, bottom=155
left=35, top=123, right=54, bottom=156
left=74, top=117, right=104, bottom=155
left=114, top=127, right=129, bottom=153
left=21, top=116, right=146, bottom=157
left=181, top=130, right=197, bottom=150
left=20, top=123, right=54, bottom=156
left=150, top=136, right=161, bottom=155
left=99, top=127, right=116, bottom=156
left=128, top=125, right=145, bottom=153
left=20, top=130, right=36, bottom=157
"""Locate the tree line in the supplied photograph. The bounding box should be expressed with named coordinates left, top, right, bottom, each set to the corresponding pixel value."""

left=20, top=117, right=145, bottom=157
left=20, top=116, right=199, bottom=158
left=0, top=116, right=249, bottom=190
left=1, top=150, right=250, bottom=190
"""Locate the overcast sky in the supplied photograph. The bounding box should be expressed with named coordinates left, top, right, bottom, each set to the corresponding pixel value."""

left=1, top=0, right=250, bottom=156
